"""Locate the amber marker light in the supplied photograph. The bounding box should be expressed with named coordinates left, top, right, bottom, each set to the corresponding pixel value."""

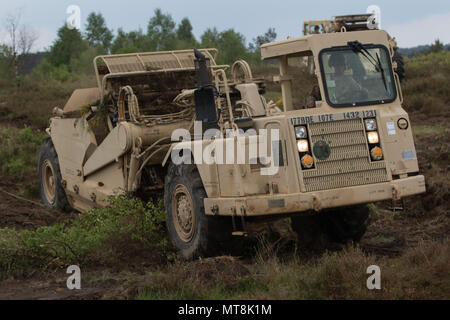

left=301, top=154, right=314, bottom=169
left=370, top=146, right=383, bottom=161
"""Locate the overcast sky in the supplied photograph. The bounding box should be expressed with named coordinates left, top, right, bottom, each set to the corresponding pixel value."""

left=1, top=0, right=449, bottom=51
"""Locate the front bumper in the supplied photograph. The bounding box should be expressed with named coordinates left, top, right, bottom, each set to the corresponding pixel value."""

left=204, top=175, right=426, bottom=216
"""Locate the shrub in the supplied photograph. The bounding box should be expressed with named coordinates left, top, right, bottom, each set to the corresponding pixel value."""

left=0, top=195, right=170, bottom=280
left=0, top=72, right=97, bottom=128
left=0, top=127, right=46, bottom=177
left=402, top=51, right=450, bottom=114
left=33, top=60, right=71, bottom=82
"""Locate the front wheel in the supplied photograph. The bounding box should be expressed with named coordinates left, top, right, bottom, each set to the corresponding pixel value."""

left=164, top=163, right=229, bottom=260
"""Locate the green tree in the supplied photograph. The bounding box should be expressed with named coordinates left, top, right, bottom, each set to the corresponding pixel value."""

left=249, top=28, right=277, bottom=52
left=173, top=18, right=199, bottom=50
left=200, top=28, right=248, bottom=65
left=70, top=46, right=104, bottom=75
left=0, top=45, right=14, bottom=78
left=48, top=25, right=87, bottom=67
left=176, top=17, right=197, bottom=48
left=428, top=39, right=444, bottom=54
left=111, top=28, right=150, bottom=54
left=85, top=12, right=113, bottom=53
left=147, top=9, right=176, bottom=51
left=200, top=27, right=220, bottom=48
left=218, top=29, right=248, bottom=65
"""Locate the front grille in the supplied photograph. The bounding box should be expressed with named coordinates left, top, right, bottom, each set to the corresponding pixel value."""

left=302, top=118, right=388, bottom=192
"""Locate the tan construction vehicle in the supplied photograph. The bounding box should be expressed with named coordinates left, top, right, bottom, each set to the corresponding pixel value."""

left=303, top=14, right=405, bottom=81
left=39, top=29, right=425, bottom=260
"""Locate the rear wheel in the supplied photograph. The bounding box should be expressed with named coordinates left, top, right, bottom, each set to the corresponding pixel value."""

left=164, top=162, right=230, bottom=260
left=38, top=138, right=71, bottom=211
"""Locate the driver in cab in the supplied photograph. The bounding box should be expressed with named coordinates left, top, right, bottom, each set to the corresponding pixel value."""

left=328, top=53, right=368, bottom=104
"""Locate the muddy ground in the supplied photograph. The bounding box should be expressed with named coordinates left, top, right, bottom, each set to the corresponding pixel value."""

left=0, top=112, right=448, bottom=300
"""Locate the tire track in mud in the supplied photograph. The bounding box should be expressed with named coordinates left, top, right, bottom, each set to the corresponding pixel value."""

left=0, top=181, right=77, bottom=230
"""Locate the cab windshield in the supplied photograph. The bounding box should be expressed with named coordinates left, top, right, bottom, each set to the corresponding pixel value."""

left=319, top=45, right=397, bottom=107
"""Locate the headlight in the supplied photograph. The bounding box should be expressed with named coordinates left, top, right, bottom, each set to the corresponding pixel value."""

left=295, top=126, right=307, bottom=139
left=301, top=154, right=314, bottom=169
left=365, top=118, right=377, bottom=131
left=367, top=131, right=379, bottom=144
left=297, top=140, right=309, bottom=152
left=370, top=146, right=383, bottom=161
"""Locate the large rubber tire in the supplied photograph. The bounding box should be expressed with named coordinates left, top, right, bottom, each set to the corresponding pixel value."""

left=393, top=49, right=405, bottom=82
left=291, top=211, right=332, bottom=252
left=38, top=137, right=71, bottom=212
left=164, top=162, right=229, bottom=260
left=291, top=205, right=369, bottom=249
left=323, top=205, right=370, bottom=243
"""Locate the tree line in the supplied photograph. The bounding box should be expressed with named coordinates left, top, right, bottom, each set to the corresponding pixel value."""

left=1, top=9, right=277, bottom=81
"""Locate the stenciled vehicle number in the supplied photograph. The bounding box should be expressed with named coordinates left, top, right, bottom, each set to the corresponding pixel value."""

left=344, top=110, right=377, bottom=119
left=291, top=110, right=377, bottom=125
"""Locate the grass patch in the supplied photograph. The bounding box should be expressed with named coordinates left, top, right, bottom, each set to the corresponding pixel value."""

left=364, top=235, right=402, bottom=248
left=412, top=125, right=446, bottom=136
left=402, top=51, right=450, bottom=115
left=0, top=195, right=172, bottom=280
left=0, top=126, right=46, bottom=177
left=0, top=75, right=96, bottom=129
left=136, top=240, right=449, bottom=300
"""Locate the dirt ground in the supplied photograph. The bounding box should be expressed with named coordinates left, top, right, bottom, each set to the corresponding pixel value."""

left=0, top=180, right=79, bottom=230
left=0, top=112, right=448, bottom=300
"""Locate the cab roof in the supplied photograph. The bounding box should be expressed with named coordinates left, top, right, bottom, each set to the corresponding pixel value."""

left=260, top=30, right=391, bottom=60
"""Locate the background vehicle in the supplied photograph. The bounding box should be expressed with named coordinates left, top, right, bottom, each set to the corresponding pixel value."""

left=38, top=29, right=425, bottom=260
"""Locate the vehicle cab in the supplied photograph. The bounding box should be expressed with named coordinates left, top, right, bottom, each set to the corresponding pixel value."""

left=203, top=30, right=426, bottom=216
